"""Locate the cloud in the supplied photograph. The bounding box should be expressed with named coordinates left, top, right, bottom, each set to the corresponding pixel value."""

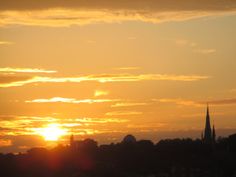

left=113, top=67, right=140, bottom=70
left=175, top=39, right=216, bottom=54
left=157, top=98, right=236, bottom=107
left=0, top=0, right=235, bottom=26
left=74, top=118, right=129, bottom=124
left=194, top=48, right=216, bottom=54
left=126, top=123, right=166, bottom=129
left=0, top=0, right=235, bottom=11
left=0, top=41, right=14, bottom=45
left=106, top=111, right=143, bottom=116
left=0, top=67, right=57, bottom=73
left=0, top=115, right=129, bottom=137
left=207, top=98, right=236, bottom=105
left=0, top=139, right=12, bottom=147
left=94, top=90, right=109, bottom=97
left=0, top=73, right=210, bottom=87
left=26, top=97, right=118, bottom=104
left=111, top=102, right=149, bottom=107
left=158, top=98, right=202, bottom=107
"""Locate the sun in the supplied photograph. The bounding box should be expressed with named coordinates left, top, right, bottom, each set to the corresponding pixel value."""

left=39, top=124, right=67, bottom=141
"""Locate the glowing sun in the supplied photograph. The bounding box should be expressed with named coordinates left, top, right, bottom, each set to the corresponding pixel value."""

left=39, top=124, right=67, bottom=141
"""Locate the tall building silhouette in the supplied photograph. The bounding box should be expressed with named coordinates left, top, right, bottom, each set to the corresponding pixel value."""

left=203, top=105, right=216, bottom=143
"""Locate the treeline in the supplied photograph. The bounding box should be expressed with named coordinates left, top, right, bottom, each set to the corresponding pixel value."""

left=0, top=134, right=235, bottom=177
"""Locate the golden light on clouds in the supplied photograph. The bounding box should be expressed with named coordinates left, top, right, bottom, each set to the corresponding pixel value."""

left=26, top=97, right=118, bottom=104
left=0, top=41, right=14, bottom=45
left=94, top=90, right=109, bottom=97
left=0, top=139, right=12, bottom=147
left=0, top=0, right=236, bottom=27
left=106, top=111, right=143, bottom=116
left=0, top=0, right=236, bottom=153
left=0, top=73, right=210, bottom=88
left=111, top=102, right=149, bottom=107
left=0, top=67, right=57, bottom=73
left=34, top=124, right=67, bottom=141
left=114, top=67, right=140, bottom=70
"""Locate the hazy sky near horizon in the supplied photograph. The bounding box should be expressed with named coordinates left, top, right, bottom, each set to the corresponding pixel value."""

left=0, top=0, right=236, bottom=152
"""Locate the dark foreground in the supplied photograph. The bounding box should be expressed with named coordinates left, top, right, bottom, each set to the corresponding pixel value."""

left=0, top=134, right=236, bottom=177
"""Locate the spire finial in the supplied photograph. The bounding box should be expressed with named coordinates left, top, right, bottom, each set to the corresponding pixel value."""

left=203, top=102, right=212, bottom=143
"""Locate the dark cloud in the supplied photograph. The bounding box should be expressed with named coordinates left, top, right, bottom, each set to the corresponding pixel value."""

left=0, top=0, right=235, bottom=11
left=0, top=0, right=235, bottom=26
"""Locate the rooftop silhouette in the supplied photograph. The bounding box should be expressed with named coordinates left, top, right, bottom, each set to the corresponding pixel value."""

left=0, top=107, right=235, bottom=177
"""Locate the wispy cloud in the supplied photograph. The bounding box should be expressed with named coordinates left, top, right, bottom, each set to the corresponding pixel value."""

left=175, top=39, right=216, bottom=54
left=207, top=98, right=236, bottom=105
left=0, top=67, right=57, bottom=73
left=111, top=102, right=149, bottom=107
left=26, top=97, right=118, bottom=104
left=193, top=48, right=216, bottom=54
left=94, top=90, right=109, bottom=97
left=106, top=111, right=143, bottom=116
left=0, top=115, right=129, bottom=136
left=113, top=67, right=140, bottom=70
left=0, top=73, right=210, bottom=88
left=127, top=123, right=166, bottom=129
left=158, top=98, right=202, bottom=107
left=157, top=98, right=236, bottom=107
left=74, top=117, right=129, bottom=124
left=0, top=139, right=12, bottom=147
left=0, top=41, right=14, bottom=45
left=0, top=0, right=235, bottom=26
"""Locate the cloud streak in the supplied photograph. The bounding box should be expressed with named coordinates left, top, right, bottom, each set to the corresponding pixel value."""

left=113, top=67, right=140, bottom=71
left=106, top=111, right=143, bottom=116
left=157, top=98, right=236, bottom=107
left=158, top=98, right=202, bottom=107
left=207, top=98, right=236, bottom=105
left=0, top=0, right=235, bottom=11
left=194, top=48, right=216, bottom=54
left=94, top=90, right=109, bottom=97
left=0, top=0, right=235, bottom=26
left=175, top=39, right=216, bottom=55
left=0, top=139, right=12, bottom=147
left=0, top=67, right=57, bottom=73
left=0, top=115, right=129, bottom=136
left=111, top=102, right=149, bottom=107
left=0, top=41, right=14, bottom=45
left=26, top=97, right=118, bottom=104
left=0, top=73, right=210, bottom=88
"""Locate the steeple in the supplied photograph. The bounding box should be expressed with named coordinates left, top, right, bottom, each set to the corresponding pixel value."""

left=212, top=124, right=216, bottom=143
left=203, top=104, right=212, bottom=143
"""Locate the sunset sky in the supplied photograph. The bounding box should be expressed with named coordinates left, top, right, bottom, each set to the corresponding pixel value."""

left=0, top=0, right=236, bottom=153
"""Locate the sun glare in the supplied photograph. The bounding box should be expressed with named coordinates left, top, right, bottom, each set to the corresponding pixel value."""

left=39, top=124, right=67, bottom=141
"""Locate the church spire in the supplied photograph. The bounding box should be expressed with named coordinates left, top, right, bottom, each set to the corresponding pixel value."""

left=212, top=124, right=216, bottom=143
left=203, top=104, right=212, bottom=143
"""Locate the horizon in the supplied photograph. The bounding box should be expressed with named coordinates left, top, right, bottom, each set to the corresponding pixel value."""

left=0, top=0, right=236, bottom=154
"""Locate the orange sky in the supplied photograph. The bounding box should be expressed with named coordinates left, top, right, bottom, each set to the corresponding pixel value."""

left=0, top=0, right=236, bottom=153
